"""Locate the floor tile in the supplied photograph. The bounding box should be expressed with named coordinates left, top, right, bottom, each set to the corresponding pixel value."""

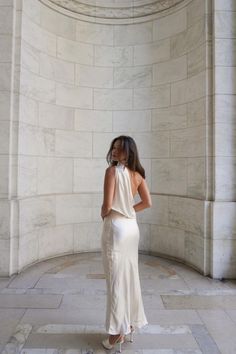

left=161, top=295, right=236, bottom=309
left=0, top=294, right=62, bottom=309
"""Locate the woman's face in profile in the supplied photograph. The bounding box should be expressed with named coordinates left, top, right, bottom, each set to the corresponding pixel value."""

left=111, top=140, right=126, bottom=163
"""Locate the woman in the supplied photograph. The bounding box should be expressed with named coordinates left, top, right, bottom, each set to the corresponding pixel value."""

left=101, top=135, right=152, bottom=352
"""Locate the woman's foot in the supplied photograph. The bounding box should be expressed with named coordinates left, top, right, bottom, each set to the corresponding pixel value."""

left=102, top=334, right=124, bottom=352
left=109, top=334, right=124, bottom=345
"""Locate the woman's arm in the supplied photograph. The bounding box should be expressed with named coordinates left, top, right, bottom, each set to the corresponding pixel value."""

left=133, top=178, right=152, bottom=212
left=101, top=166, right=116, bottom=219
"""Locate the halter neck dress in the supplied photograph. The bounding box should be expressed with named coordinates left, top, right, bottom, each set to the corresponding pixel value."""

left=101, top=163, right=148, bottom=335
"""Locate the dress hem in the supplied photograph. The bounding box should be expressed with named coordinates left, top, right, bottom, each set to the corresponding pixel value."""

left=107, top=321, right=148, bottom=336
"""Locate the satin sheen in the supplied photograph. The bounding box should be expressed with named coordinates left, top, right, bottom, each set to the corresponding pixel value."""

left=101, top=163, right=148, bottom=335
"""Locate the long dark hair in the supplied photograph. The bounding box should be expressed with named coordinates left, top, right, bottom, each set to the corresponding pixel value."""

left=106, top=135, right=145, bottom=178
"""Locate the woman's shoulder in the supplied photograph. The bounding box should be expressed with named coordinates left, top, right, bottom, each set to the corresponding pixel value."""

left=105, top=165, right=116, bottom=175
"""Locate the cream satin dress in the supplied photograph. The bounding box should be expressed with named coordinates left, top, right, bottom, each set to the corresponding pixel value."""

left=101, top=163, right=148, bottom=335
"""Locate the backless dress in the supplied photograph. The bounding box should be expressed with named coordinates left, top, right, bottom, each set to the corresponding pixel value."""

left=101, top=163, right=148, bottom=335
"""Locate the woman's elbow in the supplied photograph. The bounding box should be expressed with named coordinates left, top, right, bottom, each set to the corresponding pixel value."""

left=145, top=198, right=152, bottom=208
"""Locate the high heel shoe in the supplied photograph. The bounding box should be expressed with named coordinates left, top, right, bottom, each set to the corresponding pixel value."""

left=129, top=325, right=135, bottom=342
left=102, top=335, right=124, bottom=353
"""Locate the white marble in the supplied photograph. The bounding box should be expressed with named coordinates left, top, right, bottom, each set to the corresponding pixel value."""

left=18, top=123, right=55, bottom=156
left=170, top=17, right=206, bottom=58
left=213, top=202, right=236, bottom=242
left=19, top=94, right=38, bottom=125
left=188, top=42, right=211, bottom=77
left=56, top=194, right=92, bottom=225
left=0, top=91, right=10, bottom=120
left=215, top=123, right=236, bottom=156
left=0, top=63, right=11, bottom=91
left=38, top=225, right=74, bottom=259
left=187, top=0, right=206, bottom=26
left=0, top=5, right=13, bottom=34
left=215, top=157, right=236, bottom=201
left=74, top=222, right=102, bottom=252
left=76, top=64, right=113, bottom=88
left=1, top=323, right=32, bottom=354
left=55, top=131, right=92, bottom=157
left=171, top=71, right=207, bottom=105
left=20, top=69, right=55, bottom=103
left=168, top=197, right=206, bottom=235
left=215, top=66, right=236, bottom=95
left=152, top=105, right=187, bottom=131
left=214, top=0, right=236, bottom=11
left=137, top=195, right=168, bottom=226
left=94, top=88, right=133, bottom=110
left=57, top=37, right=93, bottom=65
left=22, top=14, right=56, bottom=56
left=0, top=200, right=10, bottom=238
left=0, top=121, right=10, bottom=154
left=151, top=158, right=187, bottom=195
left=74, top=109, right=112, bottom=132
left=214, top=38, right=236, bottom=67
left=153, top=8, right=187, bottom=40
left=133, top=131, right=170, bottom=159
left=40, top=4, right=76, bottom=40
left=134, top=85, right=170, bottom=109
left=170, top=126, right=206, bottom=158
left=94, top=45, right=133, bottom=67
left=19, top=230, right=39, bottom=269
left=19, top=196, right=55, bottom=235
left=0, top=156, right=8, bottom=196
left=134, top=39, right=170, bottom=65
left=21, top=40, right=40, bottom=75
left=73, top=158, right=106, bottom=192
left=0, top=34, right=12, bottom=62
left=214, top=10, right=236, bottom=39
left=76, top=21, right=113, bottom=45
left=185, top=232, right=207, bottom=272
left=37, top=157, right=73, bottom=194
left=138, top=223, right=151, bottom=252
left=18, top=155, right=37, bottom=197
left=0, top=0, right=235, bottom=279
left=0, top=239, right=10, bottom=275
left=114, top=22, right=152, bottom=45
left=114, top=66, right=152, bottom=88
left=151, top=225, right=185, bottom=260
left=215, top=94, right=236, bottom=124
left=187, top=158, right=206, bottom=199
left=153, top=56, right=187, bottom=85
left=113, top=110, right=151, bottom=132
left=40, top=53, right=75, bottom=84
left=92, top=132, right=117, bottom=158
left=38, top=102, right=74, bottom=130
left=56, top=83, right=92, bottom=108
left=187, top=97, right=208, bottom=127
left=198, top=310, right=236, bottom=354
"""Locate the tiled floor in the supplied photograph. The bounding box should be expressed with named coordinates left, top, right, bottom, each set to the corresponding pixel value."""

left=0, top=252, right=236, bottom=354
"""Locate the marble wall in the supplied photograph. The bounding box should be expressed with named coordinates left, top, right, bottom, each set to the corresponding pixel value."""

left=0, top=0, right=235, bottom=278
left=0, top=0, right=16, bottom=276
left=211, top=0, right=236, bottom=278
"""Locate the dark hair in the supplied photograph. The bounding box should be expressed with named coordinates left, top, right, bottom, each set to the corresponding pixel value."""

left=106, top=135, right=145, bottom=178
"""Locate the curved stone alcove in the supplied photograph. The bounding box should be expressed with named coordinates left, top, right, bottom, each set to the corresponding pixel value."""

left=1, top=0, right=235, bottom=279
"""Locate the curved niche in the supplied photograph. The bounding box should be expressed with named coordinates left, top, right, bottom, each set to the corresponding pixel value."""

left=17, top=0, right=211, bottom=276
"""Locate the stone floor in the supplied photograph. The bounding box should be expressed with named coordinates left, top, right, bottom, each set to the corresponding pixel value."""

left=0, top=252, right=236, bottom=354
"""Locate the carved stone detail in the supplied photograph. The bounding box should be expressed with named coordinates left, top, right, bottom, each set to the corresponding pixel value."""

left=40, top=0, right=186, bottom=21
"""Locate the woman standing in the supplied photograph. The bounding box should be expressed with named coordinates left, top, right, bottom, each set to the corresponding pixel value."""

left=101, top=136, right=152, bottom=352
